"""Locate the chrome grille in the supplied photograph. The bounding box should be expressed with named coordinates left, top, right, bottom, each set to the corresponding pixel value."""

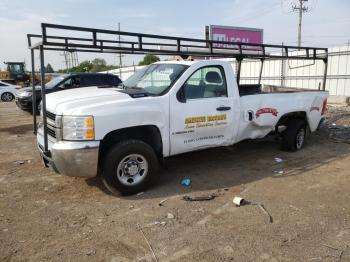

left=45, top=111, right=58, bottom=139
left=46, top=111, right=56, bottom=122
left=47, top=126, right=56, bottom=138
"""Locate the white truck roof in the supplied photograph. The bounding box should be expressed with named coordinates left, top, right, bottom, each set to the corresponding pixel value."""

left=154, top=60, right=196, bottom=66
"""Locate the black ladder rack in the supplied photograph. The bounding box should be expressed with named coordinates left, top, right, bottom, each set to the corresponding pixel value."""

left=28, top=23, right=328, bottom=61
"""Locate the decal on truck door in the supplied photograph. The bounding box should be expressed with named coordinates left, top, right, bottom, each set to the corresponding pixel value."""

left=255, top=108, right=278, bottom=118
left=184, top=114, right=227, bottom=130
left=184, top=135, right=225, bottom=144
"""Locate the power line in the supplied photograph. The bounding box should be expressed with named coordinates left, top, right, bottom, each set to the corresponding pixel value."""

left=292, top=0, right=310, bottom=47
left=234, top=2, right=281, bottom=24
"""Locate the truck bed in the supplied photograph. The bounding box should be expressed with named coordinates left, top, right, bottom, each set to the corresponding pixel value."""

left=239, top=84, right=322, bottom=96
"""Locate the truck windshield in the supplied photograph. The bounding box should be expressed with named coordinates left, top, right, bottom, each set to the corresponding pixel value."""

left=123, top=64, right=188, bottom=95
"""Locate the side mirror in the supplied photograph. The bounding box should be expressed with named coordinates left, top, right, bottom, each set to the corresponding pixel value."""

left=176, top=86, right=186, bottom=103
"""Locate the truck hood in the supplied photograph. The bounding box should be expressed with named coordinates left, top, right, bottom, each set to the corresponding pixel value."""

left=46, top=86, right=131, bottom=114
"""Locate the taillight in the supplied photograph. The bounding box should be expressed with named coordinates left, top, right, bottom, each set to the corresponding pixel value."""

left=321, top=99, right=327, bottom=115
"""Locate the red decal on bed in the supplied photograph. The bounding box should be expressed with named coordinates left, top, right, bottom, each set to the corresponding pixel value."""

left=255, top=108, right=278, bottom=118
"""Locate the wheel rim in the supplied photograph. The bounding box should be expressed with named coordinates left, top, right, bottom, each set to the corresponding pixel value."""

left=116, top=154, right=148, bottom=186
left=296, top=128, right=305, bottom=149
left=2, top=93, right=13, bottom=102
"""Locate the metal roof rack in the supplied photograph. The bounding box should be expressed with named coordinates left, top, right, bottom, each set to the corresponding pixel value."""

left=28, top=23, right=328, bottom=60
left=27, top=23, right=329, bottom=154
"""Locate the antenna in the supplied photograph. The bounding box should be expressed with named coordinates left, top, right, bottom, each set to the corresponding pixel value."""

left=292, top=0, right=310, bottom=47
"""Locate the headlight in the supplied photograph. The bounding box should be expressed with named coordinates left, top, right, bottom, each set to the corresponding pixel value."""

left=19, top=91, right=32, bottom=97
left=62, top=116, right=95, bottom=140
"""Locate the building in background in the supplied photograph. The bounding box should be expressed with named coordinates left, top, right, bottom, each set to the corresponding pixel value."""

left=104, top=45, right=349, bottom=97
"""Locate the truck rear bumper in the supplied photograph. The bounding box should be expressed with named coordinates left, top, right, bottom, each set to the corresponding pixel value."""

left=37, top=131, right=100, bottom=178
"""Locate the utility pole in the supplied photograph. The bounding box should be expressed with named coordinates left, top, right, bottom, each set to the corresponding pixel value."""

left=118, top=22, right=122, bottom=79
left=292, top=0, right=309, bottom=47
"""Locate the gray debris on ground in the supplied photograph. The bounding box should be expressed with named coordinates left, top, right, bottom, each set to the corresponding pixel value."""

left=319, top=106, right=350, bottom=144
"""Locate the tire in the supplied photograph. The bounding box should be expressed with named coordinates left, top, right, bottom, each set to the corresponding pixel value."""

left=1, top=92, right=14, bottom=102
left=101, top=139, right=159, bottom=195
left=282, top=119, right=307, bottom=152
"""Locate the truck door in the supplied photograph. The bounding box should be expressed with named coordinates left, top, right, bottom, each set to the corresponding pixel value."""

left=170, top=65, right=234, bottom=155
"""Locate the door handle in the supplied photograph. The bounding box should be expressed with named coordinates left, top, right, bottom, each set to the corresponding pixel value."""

left=248, top=110, right=254, bottom=121
left=216, top=106, right=231, bottom=111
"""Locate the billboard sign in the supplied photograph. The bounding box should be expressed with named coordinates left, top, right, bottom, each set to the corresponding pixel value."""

left=210, top=25, right=263, bottom=49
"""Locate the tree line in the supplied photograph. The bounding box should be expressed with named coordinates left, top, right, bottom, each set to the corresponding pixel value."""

left=56, top=58, right=119, bottom=73
left=46, top=54, right=160, bottom=73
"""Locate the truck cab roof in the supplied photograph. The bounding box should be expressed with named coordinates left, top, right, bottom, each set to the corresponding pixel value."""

left=153, top=60, right=196, bottom=66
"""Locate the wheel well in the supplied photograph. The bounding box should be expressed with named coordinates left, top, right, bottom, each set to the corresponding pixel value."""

left=276, top=111, right=308, bottom=129
left=98, top=125, right=163, bottom=167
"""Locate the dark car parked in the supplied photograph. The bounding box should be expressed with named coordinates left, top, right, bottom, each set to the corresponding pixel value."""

left=15, top=73, right=122, bottom=111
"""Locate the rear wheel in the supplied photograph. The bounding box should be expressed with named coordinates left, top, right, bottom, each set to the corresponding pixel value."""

left=101, top=139, right=159, bottom=195
left=1, top=92, right=14, bottom=102
left=282, top=119, right=307, bottom=151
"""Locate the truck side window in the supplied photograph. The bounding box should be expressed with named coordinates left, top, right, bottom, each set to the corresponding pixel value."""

left=60, top=77, right=73, bottom=89
left=183, top=66, right=227, bottom=99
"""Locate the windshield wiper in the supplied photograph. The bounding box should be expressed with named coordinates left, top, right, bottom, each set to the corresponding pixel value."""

left=118, top=87, right=151, bottom=98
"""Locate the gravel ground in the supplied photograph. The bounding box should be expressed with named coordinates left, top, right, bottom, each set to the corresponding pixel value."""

left=322, top=106, right=350, bottom=144
left=0, top=102, right=349, bottom=262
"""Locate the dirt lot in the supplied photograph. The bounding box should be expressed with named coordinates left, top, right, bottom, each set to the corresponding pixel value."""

left=0, top=102, right=349, bottom=262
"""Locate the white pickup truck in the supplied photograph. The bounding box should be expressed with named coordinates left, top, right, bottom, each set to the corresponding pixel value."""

left=37, top=60, right=328, bottom=195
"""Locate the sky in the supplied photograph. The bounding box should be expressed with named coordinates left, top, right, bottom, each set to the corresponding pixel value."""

left=0, top=0, right=349, bottom=71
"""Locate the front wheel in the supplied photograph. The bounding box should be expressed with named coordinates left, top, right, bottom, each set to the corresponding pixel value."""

left=101, top=139, right=159, bottom=195
left=281, top=119, right=307, bottom=151
left=1, top=92, right=14, bottom=102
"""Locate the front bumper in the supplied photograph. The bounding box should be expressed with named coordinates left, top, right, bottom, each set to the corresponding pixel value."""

left=37, top=131, right=100, bottom=178
left=15, top=96, right=32, bottom=110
